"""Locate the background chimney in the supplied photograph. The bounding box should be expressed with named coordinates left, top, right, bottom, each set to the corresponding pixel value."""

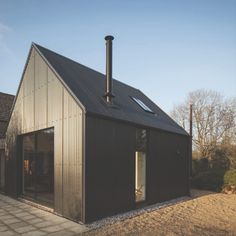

left=104, top=35, right=114, bottom=103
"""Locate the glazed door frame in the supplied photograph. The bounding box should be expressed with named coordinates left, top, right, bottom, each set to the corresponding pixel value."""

left=21, top=127, right=54, bottom=208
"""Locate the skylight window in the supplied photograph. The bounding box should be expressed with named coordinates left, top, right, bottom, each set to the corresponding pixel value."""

left=132, top=97, right=154, bottom=113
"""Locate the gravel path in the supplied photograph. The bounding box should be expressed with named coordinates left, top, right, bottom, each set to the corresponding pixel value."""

left=84, top=190, right=236, bottom=236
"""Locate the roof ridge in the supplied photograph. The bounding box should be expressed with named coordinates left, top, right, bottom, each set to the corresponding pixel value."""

left=33, top=43, right=140, bottom=92
left=34, top=43, right=105, bottom=75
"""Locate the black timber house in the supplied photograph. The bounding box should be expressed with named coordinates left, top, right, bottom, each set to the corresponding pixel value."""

left=4, top=36, right=190, bottom=223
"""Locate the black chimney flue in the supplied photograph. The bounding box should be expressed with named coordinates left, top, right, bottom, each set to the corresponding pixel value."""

left=104, top=35, right=114, bottom=103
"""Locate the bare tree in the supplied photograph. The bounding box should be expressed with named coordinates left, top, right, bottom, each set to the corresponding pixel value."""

left=171, top=89, right=236, bottom=159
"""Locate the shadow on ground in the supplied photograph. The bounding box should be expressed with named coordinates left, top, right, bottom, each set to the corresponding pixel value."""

left=190, top=188, right=216, bottom=198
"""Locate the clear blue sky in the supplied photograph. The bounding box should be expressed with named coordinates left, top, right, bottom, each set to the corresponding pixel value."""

left=0, top=0, right=235, bottom=113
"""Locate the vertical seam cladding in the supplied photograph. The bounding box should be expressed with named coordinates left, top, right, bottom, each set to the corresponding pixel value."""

left=46, top=66, right=48, bottom=127
left=33, top=49, right=36, bottom=131
left=62, top=86, right=64, bottom=214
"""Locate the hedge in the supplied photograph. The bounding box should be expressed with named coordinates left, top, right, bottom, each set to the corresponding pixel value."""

left=191, top=169, right=225, bottom=192
left=224, top=169, right=236, bottom=187
left=191, top=169, right=236, bottom=192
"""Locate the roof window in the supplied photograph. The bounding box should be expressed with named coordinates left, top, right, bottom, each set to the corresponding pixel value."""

left=131, top=97, right=154, bottom=113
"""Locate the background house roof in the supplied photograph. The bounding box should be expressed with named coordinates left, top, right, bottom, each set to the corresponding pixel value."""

left=35, top=44, right=188, bottom=136
left=0, top=92, right=15, bottom=138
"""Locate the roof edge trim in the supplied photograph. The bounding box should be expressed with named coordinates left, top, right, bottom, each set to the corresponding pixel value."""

left=5, top=43, right=35, bottom=133
left=33, top=43, right=86, bottom=113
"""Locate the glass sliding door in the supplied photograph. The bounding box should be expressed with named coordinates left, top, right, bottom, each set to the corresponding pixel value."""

left=36, top=129, right=54, bottom=206
left=22, top=128, right=54, bottom=207
left=23, top=134, right=36, bottom=198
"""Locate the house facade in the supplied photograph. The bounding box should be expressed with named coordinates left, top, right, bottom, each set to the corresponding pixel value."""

left=4, top=38, right=190, bottom=223
left=5, top=46, right=83, bottom=220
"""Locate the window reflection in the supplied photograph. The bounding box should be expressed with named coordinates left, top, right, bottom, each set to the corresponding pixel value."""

left=136, top=129, right=147, bottom=151
left=22, top=128, right=54, bottom=207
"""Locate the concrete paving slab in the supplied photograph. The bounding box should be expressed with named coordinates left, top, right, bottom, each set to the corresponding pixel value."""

left=47, top=230, right=76, bottom=236
left=27, top=218, right=44, bottom=224
left=0, top=225, right=9, bottom=232
left=0, top=193, right=90, bottom=235
left=0, top=231, right=17, bottom=236
left=22, top=230, right=47, bottom=236
left=2, top=218, right=21, bottom=224
left=14, top=225, right=37, bottom=233
left=42, top=225, right=63, bottom=233
left=8, top=221, right=28, bottom=229
left=34, top=221, right=55, bottom=228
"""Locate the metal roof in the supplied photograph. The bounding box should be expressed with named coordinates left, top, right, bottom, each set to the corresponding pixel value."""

left=0, top=92, right=15, bottom=138
left=34, top=44, right=188, bottom=136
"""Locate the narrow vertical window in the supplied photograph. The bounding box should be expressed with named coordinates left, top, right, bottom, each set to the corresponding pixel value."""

left=135, top=129, right=147, bottom=203
left=135, top=151, right=146, bottom=202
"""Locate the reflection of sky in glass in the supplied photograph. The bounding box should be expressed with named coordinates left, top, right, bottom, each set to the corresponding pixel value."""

left=132, top=97, right=154, bottom=113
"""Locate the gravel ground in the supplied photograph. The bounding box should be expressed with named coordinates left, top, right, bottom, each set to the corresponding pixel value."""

left=84, top=190, right=236, bottom=236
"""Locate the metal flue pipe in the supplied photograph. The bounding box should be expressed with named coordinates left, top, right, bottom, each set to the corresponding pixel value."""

left=104, top=35, right=114, bottom=103
left=189, top=103, right=193, bottom=177
left=190, top=103, right=193, bottom=137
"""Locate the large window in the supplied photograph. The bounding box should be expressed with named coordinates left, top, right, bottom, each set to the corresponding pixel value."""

left=135, top=129, right=147, bottom=203
left=22, top=128, right=54, bottom=207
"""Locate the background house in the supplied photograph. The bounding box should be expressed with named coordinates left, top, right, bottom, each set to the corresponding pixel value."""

left=5, top=38, right=190, bottom=223
left=0, top=92, right=14, bottom=191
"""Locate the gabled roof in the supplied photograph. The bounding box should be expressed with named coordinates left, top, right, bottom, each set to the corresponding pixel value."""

left=34, top=44, right=188, bottom=136
left=0, top=92, right=15, bottom=138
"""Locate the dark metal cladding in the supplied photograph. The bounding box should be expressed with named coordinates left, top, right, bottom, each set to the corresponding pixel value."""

left=104, top=35, right=115, bottom=103
left=85, top=115, right=136, bottom=223
left=84, top=114, right=190, bottom=223
left=148, top=129, right=190, bottom=203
